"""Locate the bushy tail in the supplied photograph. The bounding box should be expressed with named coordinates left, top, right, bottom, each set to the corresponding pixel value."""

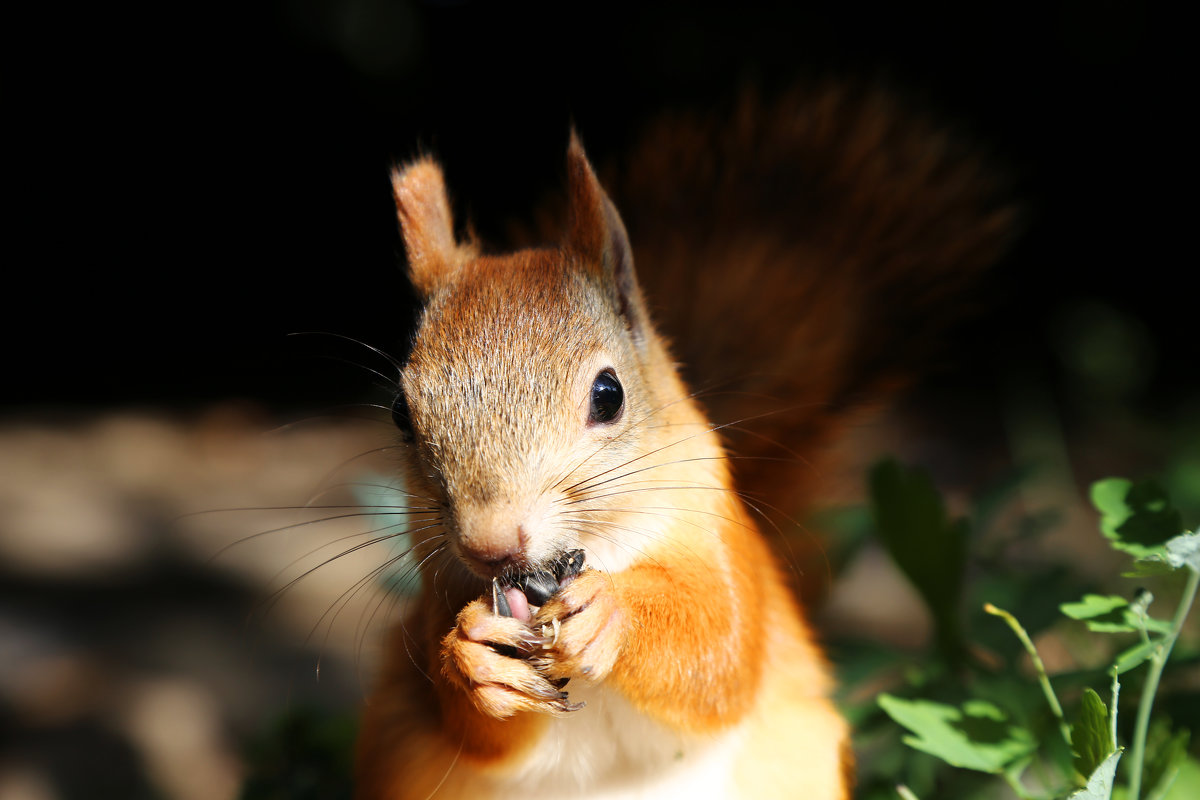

left=610, top=82, right=1018, bottom=519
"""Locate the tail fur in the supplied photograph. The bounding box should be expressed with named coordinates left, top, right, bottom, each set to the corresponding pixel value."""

left=609, top=82, right=1018, bottom=521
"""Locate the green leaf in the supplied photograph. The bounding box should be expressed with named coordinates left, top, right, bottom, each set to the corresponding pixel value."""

left=1159, top=756, right=1200, bottom=800
left=1061, top=594, right=1129, bottom=619
left=1060, top=594, right=1171, bottom=634
left=1092, top=478, right=1133, bottom=517
left=1071, top=689, right=1114, bottom=782
left=1114, top=640, right=1158, bottom=674
left=870, top=460, right=968, bottom=659
left=1124, top=559, right=1176, bottom=578
left=1067, top=749, right=1122, bottom=800
left=1065, top=594, right=1128, bottom=633
left=877, top=694, right=1035, bottom=774
left=1091, top=478, right=1183, bottom=559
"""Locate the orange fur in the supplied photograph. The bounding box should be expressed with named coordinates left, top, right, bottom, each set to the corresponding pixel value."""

left=356, top=85, right=1014, bottom=799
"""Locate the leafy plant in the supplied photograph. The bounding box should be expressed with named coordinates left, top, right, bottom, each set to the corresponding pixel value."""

left=861, top=462, right=1199, bottom=800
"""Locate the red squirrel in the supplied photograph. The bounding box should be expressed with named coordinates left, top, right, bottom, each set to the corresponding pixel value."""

left=354, top=84, right=1014, bottom=799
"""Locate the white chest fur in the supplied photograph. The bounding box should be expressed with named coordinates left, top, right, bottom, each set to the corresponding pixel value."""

left=473, top=683, right=744, bottom=799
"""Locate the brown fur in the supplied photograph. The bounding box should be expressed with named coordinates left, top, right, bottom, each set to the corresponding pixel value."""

left=356, top=85, right=1014, bottom=799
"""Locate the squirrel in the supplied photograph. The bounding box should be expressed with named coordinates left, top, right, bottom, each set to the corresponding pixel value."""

left=353, top=83, right=1015, bottom=799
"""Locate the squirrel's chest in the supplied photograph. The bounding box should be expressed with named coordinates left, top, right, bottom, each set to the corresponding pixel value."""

left=475, top=683, right=745, bottom=799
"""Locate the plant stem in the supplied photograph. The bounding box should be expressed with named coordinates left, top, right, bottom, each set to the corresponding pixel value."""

left=984, top=603, right=1072, bottom=747
left=895, top=785, right=921, bottom=800
left=1127, top=567, right=1200, bottom=800
left=1002, top=770, right=1036, bottom=800
left=1109, top=667, right=1120, bottom=753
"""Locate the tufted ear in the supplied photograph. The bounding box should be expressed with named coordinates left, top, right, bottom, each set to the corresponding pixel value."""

left=391, top=157, right=475, bottom=299
left=564, top=132, right=649, bottom=343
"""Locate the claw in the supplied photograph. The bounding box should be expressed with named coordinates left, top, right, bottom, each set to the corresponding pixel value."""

left=492, top=577, right=512, bottom=617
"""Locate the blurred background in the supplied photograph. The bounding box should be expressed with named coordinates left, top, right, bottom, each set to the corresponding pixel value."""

left=4, top=2, right=1195, bottom=799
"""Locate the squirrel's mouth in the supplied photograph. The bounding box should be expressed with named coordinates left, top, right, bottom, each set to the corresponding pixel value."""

left=490, top=548, right=586, bottom=622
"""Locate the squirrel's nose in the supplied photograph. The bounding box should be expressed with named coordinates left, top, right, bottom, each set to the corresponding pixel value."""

left=454, top=505, right=531, bottom=576
left=457, top=534, right=525, bottom=576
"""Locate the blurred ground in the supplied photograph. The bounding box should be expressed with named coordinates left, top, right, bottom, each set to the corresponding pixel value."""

left=0, top=408, right=396, bottom=800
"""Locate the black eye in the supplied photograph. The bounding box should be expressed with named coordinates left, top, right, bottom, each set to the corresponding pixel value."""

left=391, top=390, right=414, bottom=441
left=588, top=369, right=624, bottom=424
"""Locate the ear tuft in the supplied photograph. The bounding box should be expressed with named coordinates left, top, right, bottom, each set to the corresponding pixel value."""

left=565, top=132, right=649, bottom=342
left=391, top=158, right=474, bottom=298
left=566, top=131, right=607, bottom=262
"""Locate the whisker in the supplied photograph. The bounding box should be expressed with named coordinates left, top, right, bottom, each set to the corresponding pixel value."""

left=264, top=405, right=396, bottom=436
left=549, top=393, right=702, bottom=495
left=204, top=509, right=439, bottom=563
left=288, top=331, right=404, bottom=375
left=562, top=478, right=831, bottom=581
left=305, top=480, right=438, bottom=507
left=560, top=398, right=829, bottom=501
left=358, top=542, right=450, bottom=686
left=281, top=445, right=430, bottom=509
left=260, top=521, right=443, bottom=621
left=293, top=351, right=401, bottom=397
left=557, top=525, right=654, bottom=572
left=263, top=517, right=438, bottom=591
left=307, top=535, right=443, bottom=665
left=563, top=452, right=796, bottom=501
left=568, top=502, right=752, bottom=537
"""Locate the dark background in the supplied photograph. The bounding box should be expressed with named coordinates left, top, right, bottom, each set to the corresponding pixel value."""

left=9, top=1, right=1193, bottom=417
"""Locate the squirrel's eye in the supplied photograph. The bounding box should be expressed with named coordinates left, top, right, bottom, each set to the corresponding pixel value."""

left=391, top=390, right=414, bottom=441
left=588, top=370, right=624, bottom=424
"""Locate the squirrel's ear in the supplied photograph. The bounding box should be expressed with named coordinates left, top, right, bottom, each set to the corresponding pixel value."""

left=391, top=158, right=473, bottom=299
left=565, top=132, right=649, bottom=343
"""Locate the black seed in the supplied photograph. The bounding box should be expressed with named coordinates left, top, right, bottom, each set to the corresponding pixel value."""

left=521, top=571, right=560, bottom=606
left=557, top=549, right=586, bottom=581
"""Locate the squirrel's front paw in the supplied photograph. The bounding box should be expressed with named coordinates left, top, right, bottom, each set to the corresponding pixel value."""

left=533, top=570, right=626, bottom=682
left=442, top=599, right=579, bottom=719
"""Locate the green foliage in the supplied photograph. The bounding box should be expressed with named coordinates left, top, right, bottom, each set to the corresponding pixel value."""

left=1072, top=689, right=1114, bottom=780
left=240, top=706, right=356, bottom=800
left=879, top=694, right=1036, bottom=773
left=1140, top=720, right=1189, bottom=800
left=1059, top=595, right=1171, bottom=635
left=1092, top=479, right=1183, bottom=560
left=859, top=465, right=1200, bottom=800
left=869, top=459, right=969, bottom=662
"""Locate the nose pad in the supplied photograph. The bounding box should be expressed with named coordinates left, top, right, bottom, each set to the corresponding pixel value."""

left=459, top=546, right=519, bottom=577
left=479, top=554, right=516, bottom=573
left=456, top=524, right=529, bottom=576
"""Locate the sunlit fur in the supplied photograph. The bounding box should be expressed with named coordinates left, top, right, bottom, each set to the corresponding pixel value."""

left=354, top=139, right=849, bottom=798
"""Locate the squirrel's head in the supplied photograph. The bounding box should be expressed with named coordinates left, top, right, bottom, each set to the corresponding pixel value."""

left=389, top=136, right=698, bottom=582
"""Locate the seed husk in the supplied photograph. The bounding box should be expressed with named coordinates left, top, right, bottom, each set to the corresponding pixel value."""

left=492, top=549, right=587, bottom=617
